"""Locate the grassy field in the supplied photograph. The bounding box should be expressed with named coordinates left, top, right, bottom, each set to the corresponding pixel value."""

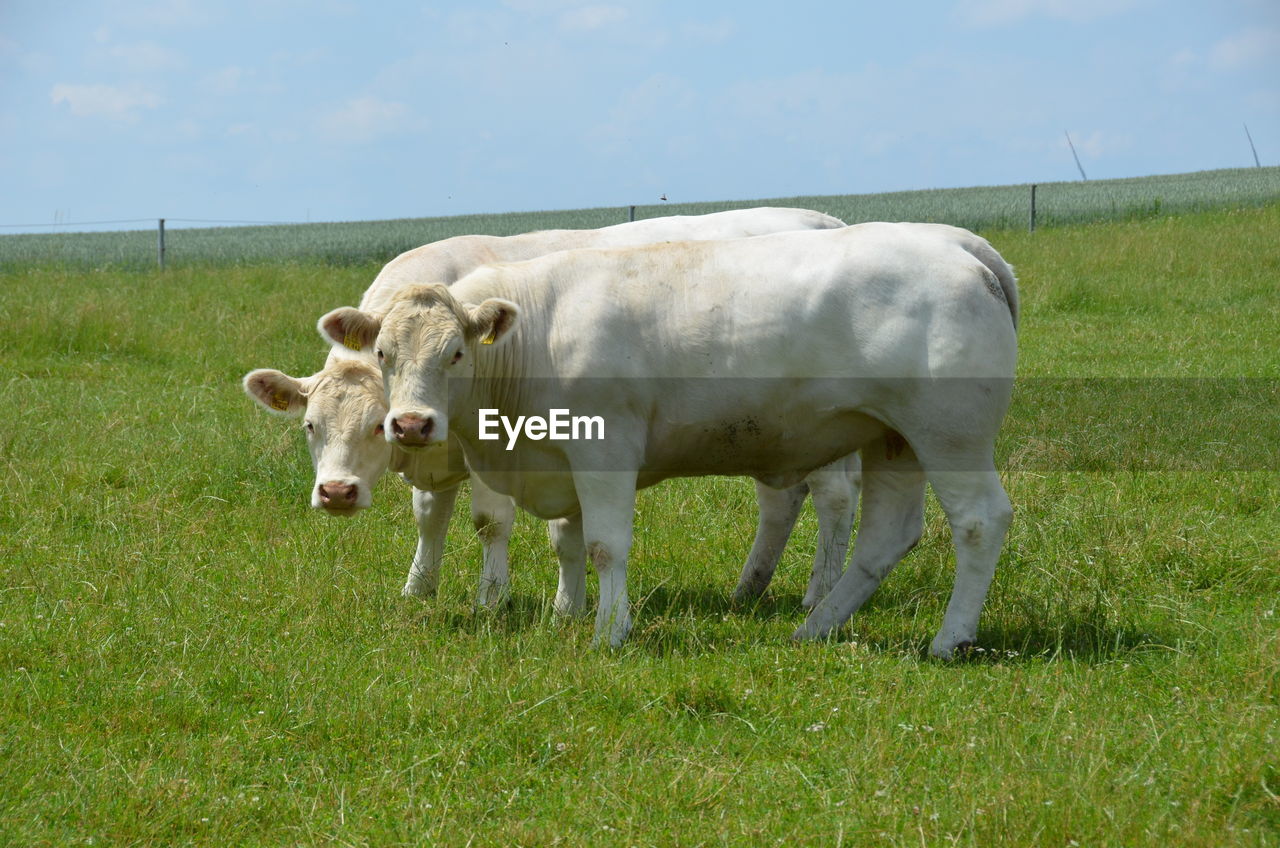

left=2, top=166, right=1278, bottom=269
left=1, top=205, right=1277, bottom=846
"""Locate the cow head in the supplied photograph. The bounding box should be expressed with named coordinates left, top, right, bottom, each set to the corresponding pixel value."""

left=242, top=358, right=392, bottom=515
left=318, top=284, right=518, bottom=452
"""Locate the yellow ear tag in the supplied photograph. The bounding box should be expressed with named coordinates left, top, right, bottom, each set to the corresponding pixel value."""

left=343, top=331, right=362, bottom=351
left=481, top=332, right=495, bottom=345
left=270, top=394, right=290, bottom=411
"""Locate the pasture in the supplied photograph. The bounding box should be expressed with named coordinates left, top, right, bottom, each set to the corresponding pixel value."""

left=1, top=204, right=1278, bottom=846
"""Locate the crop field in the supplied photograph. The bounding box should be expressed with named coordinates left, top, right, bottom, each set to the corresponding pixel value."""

left=2, top=165, right=1278, bottom=269
left=1, top=202, right=1278, bottom=846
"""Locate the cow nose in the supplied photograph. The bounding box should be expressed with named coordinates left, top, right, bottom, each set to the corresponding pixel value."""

left=391, top=414, right=434, bottom=446
left=318, top=481, right=358, bottom=508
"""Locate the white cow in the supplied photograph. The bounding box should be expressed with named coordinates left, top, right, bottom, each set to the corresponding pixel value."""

left=319, top=222, right=1018, bottom=657
left=245, top=208, right=859, bottom=611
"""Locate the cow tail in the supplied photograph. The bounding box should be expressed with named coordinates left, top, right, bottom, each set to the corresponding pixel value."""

left=966, top=238, right=1020, bottom=332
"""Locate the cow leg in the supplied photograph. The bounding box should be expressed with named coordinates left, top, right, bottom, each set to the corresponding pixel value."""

left=801, top=454, right=862, bottom=609
left=470, top=477, right=516, bottom=609
left=574, top=471, right=639, bottom=648
left=403, top=485, right=459, bottom=597
left=793, top=437, right=925, bottom=641
left=548, top=513, right=587, bottom=617
left=731, top=481, right=806, bottom=604
left=921, top=466, right=1012, bottom=659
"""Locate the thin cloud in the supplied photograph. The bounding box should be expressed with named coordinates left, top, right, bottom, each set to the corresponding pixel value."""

left=50, top=83, right=161, bottom=120
left=680, top=18, right=734, bottom=45
left=956, top=0, right=1143, bottom=27
left=117, top=0, right=215, bottom=28
left=589, top=73, right=697, bottom=153
left=0, top=36, right=53, bottom=75
left=1209, top=26, right=1280, bottom=70
left=316, top=97, right=411, bottom=143
left=202, top=66, right=246, bottom=96
left=1064, top=129, right=1133, bottom=159
left=104, top=41, right=186, bottom=73
left=559, top=5, right=628, bottom=32
left=502, top=0, right=581, bottom=13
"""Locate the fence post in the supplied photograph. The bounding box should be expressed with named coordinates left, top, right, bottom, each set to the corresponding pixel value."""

left=157, top=218, right=166, bottom=269
left=1029, top=185, right=1037, bottom=233
left=628, top=205, right=636, bottom=223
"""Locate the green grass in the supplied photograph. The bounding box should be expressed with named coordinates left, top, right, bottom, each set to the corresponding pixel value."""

left=1, top=206, right=1277, bottom=846
left=3, top=166, right=1278, bottom=269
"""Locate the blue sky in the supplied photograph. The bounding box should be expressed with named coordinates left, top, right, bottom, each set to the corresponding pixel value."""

left=1, top=0, right=1276, bottom=232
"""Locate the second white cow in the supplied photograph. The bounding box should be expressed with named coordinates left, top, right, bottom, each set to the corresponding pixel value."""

left=320, top=222, right=1018, bottom=657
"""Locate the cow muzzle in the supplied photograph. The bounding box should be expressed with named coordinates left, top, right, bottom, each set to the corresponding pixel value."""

left=316, top=480, right=361, bottom=514
left=387, top=410, right=445, bottom=449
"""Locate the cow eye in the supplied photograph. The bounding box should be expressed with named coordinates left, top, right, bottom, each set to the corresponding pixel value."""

left=450, top=349, right=463, bottom=365
left=304, top=421, right=315, bottom=434
left=374, top=423, right=385, bottom=436
left=375, top=348, right=385, bottom=361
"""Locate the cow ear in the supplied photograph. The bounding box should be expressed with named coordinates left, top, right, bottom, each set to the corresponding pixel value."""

left=243, top=369, right=307, bottom=417
left=467, top=298, right=519, bottom=347
left=318, top=307, right=381, bottom=352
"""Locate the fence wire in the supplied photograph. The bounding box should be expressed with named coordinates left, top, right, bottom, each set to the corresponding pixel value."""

left=2, top=167, right=1277, bottom=270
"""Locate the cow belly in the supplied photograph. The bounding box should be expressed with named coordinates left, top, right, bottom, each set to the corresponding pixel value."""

left=640, top=409, right=886, bottom=480
left=457, top=428, right=615, bottom=519
left=512, top=473, right=580, bottom=519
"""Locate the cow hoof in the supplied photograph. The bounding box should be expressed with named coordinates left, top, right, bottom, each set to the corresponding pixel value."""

left=791, top=621, right=832, bottom=642
left=591, top=620, right=632, bottom=649
left=553, top=596, right=587, bottom=618
left=730, top=576, right=770, bottom=606
left=928, top=637, right=976, bottom=660
left=476, top=586, right=512, bottom=610
left=401, top=581, right=437, bottom=599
